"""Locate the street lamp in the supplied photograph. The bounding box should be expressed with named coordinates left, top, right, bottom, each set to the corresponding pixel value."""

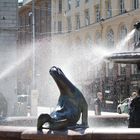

left=30, top=0, right=39, bottom=116
left=32, top=0, right=36, bottom=89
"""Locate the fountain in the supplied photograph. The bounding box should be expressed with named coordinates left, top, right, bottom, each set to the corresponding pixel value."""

left=0, top=20, right=140, bottom=140
left=105, top=21, right=140, bottom=66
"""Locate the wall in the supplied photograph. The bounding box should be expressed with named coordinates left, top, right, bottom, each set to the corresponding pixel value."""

left=0, top=0, right=18, bottom=116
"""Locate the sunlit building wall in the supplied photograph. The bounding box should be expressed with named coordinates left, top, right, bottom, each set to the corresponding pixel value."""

left=51, top=0, right=140, bottom=109
left=0, top=0, right=18, bottom=116
left=18, top=0, right=52, bottom=111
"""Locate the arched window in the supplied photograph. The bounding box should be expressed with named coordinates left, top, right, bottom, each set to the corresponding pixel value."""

left=106, top=29, right=114, bottom=48
left=106, top=29, right=114, bottom=77
left=95, top=32, right=101, bottom=46
left=86, top=35, right=93, bottom=47
left=134, top=30, right=140, bottom=43
left=118, top=25, right=127, bottom=75
left=119, top=25, right=127, bottom=41
left=75, top=37, right=81, bottom=47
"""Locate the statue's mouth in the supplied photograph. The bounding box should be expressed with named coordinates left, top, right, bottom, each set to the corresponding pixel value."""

left=49, top=66, right=70, bottom=93
left=49, top=66, right=64, bottom=76
left=50, top=66, right=57, bottom=73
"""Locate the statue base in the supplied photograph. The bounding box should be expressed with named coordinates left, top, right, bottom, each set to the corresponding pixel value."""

left=1, top=126, right=140, bottom=140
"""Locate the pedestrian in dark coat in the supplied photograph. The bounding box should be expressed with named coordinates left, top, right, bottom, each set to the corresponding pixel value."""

left=94, top=92, right=106, bottom=115
left=128, top=88, right=140, bottom=128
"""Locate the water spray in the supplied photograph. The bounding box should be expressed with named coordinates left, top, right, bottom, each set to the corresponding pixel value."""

left=0, top=50, right=32, bottom=80
left=104, top=21, right=140, bottom=70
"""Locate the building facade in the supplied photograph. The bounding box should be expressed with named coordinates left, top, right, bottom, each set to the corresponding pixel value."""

left=0, top=0, right=18, bottom=116
left=51, top=0, right=140, bottom=110
left=18, top=0, right=52, bottom=114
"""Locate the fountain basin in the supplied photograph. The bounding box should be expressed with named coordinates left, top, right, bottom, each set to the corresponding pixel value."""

left=0, top=114, right=128, bottom=128
left=88, top=114, right=128, bottom=127
left=0, top=126, right=140, bottom=140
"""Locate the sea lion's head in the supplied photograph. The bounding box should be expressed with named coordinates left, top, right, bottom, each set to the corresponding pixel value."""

left=49, top=66, right=74, bottom=95
left=49, top=66, right=65, bottom=80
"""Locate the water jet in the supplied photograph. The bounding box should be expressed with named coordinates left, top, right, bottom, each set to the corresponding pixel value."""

left=105, top=21, right=140, bottom=69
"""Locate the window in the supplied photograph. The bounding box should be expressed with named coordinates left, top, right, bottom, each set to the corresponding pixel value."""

left=47, top=1, right=51, bottom=15
left=76, top=14, right=80, bottom=30
left=58, top=21, right=62, bottom=33
left=67, top=17, right=72, bottom=32
left=134, top=30, right=140, bottom=49
left=120, top=0, right=125, bottom=14
left=120, top=64, right=126, bottom=75
left=133, top=0, right=139, bottom=9
left=134, top=28, right=140, bottom=42
left=107, top=29, right=114, bottom=48
left=68, top=0, right=71, bottom=10
left=95, top=5, right=100, bottom=22
left=106, top=0, right=112, bottom=18
left=75, top=37, right=81, bottom=46
left=119, top=25, right=127, bottom=41
left=106, top=62, right=113, bottom=77
left=28, top=11, right=32, bottom=26
left=133, top=64, right=140, bottom=74
left=54, top=21, right=56, bottom=32
left=40, top=6, right=46, bottom=17
left=85, top=9, right=90, bottom=26
left=76, top=0, right=80, bottom=7
left=58, top=0, right=62, bottom=13
left=95, top=32, right=101, bottom=45
left=86, top=35, right=92, bottom=47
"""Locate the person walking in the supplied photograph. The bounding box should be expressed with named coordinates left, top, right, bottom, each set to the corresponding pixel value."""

left=94, top=92, right=105, bottom=115
left=128, top=91, right=137, bottom=112
left=128, top=88, right=140, bottom=128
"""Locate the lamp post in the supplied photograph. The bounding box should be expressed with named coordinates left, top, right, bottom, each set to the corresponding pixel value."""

left=32, top=0, right=36, bottom=89
left=30, top=0, right=39, bottom=116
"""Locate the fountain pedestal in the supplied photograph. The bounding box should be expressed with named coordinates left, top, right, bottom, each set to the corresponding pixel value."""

left=1, top=126, right=140, bottom=140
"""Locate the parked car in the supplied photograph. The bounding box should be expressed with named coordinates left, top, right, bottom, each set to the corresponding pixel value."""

left=117, top=98, right=130, bottom=114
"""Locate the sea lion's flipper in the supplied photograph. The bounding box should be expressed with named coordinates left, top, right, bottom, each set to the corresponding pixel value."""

left=49, top=119, right=69, bottom=130
left=37, top=114, right=52, bottom=131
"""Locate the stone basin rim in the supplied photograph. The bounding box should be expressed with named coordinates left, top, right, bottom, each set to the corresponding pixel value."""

left=105, top=51, right=140, bottom=64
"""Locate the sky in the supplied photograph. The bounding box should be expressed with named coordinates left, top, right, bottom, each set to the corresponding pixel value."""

left=18, top=0, right=23, bottom=2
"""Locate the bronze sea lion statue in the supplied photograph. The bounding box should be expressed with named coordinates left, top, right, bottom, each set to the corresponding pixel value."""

left=37, top=66, right=88, bottom=131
